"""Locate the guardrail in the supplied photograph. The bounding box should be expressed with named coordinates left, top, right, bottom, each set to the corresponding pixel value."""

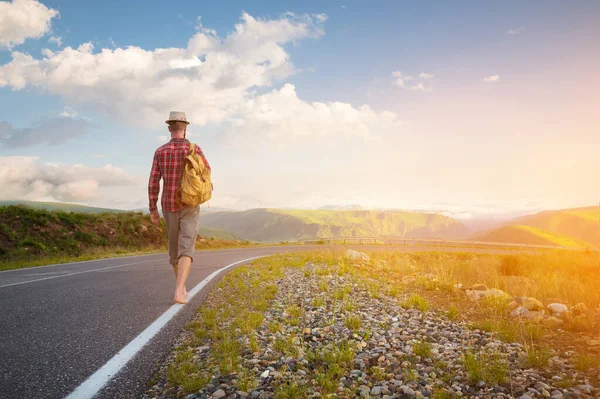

left=295, top=237, right=591, bottom=252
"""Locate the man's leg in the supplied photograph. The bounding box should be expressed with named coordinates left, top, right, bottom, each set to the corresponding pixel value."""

left=164, top=212, right=183, bottom=292
left=174, top=256, right=192, bottom=303
left=170, top=263, right=188, bottom=297
left=173, top=206, right=199, bottom=304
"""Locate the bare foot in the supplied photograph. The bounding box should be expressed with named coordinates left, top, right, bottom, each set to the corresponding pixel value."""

left=184, top=286, right=188, bottom=298
left=174, top=295, right=189, bottom=304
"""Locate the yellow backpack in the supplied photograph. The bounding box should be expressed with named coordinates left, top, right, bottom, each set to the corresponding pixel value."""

left=180, top=143, right=212, bottom=207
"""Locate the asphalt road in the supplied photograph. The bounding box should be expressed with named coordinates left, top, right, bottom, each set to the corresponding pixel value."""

left=0, top=246, right=323, bottom=399
left=0, top=244, right=531, bottom=399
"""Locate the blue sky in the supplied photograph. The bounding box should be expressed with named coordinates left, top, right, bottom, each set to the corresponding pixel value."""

left=1, top=0, right=599, bottom=220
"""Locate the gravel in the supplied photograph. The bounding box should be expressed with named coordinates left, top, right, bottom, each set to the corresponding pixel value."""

left=145, top=260, right=600, bottom=399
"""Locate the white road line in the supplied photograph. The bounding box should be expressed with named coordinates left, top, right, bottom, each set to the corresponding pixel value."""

left=64, top=255, right=265, bottom=399
left=0, top=260, right=157, bottom=288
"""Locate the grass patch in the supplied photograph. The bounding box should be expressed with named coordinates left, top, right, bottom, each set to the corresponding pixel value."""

left=412, top=341, right=432, bottom=359
left=471, top=319, right=519, bottom=342
left=274, top=380, right=308, bottom=399
left=523, top=346, right=551, bottom=369
left=285, top=304, right=305, bottom=326
left=447, top=306, right=460, bottom=321
left=462, top=350, right=508, bottom=385
left=312, top=297, right=325, bottom=308
left=333, top=286, right=352, bottom=301
left=574, top=353, right=597, bottom=371
left=401, top=294, right=430, bottom=312
left=236, top=368, right=258, bottom=393
left=273, top=336, right=300, bottom=357
left=306, top=341, right=356, bottom=395
left=344, top=315, right=362, bottom=331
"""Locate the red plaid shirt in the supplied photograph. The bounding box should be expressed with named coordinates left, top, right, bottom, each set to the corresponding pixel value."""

left=148, top=138, right=211, bottom=213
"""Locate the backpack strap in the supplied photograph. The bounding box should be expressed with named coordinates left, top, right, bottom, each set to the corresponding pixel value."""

left=189, top=143, right=196, bottom=155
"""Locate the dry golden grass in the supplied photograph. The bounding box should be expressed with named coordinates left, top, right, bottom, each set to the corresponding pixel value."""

left=364, top=250, right=600, bottom=309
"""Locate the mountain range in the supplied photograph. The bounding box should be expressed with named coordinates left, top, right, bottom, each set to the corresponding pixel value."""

left=3, top=201, right=597, bottom=248
left=197, top=208, right=470, bottom=242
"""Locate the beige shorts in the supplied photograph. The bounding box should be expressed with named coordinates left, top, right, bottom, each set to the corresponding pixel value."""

left=163, top=205, right=200, bottom=265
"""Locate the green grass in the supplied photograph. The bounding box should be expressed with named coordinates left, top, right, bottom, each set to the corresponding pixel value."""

left=268, top=321, right=284, bottom=334
left=471, top=319, right=519, bottom=342
left=274, top=380, right=308, bottom=399
left=412, top=341, right=432, bottom=359
left=403, top=367, right=419, bottom=383
left=273, top=337, right=300, bottom=357
left=236, top=311, right=264, bottom=334
left=167, top=361, right=209, bottom=393
left=304, top=341, right=356, bottom=395
left=432, top=389, right=458, bottom=399
left=462, top=351, right=508, bottom=385
left=285, top=304, right=304, bottom=326
left=523, top=346, right=551, bottom=369
left=235, top=368, right=258, bottom=393
left=369, top=366, right=387, bottom=382
left=343, top=300, right=355, bottom=312
left=401, top=294, right=430, bottom=312
left=333, top=286, right=352, bottom=300
left=447, top=306, right=461, bottom=321
left=344, top=315, right=362, bottom=331
left=312, top=297, right=325, bottom=307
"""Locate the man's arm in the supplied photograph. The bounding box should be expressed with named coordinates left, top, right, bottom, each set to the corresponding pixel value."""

left=195, top=145, right=211, bottom=172
left=148, top=151, right=161, bottom=220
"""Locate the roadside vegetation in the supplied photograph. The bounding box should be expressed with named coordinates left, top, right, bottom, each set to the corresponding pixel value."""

left=0, top=205, right=255, bottom=271
left=148, top=250, right=600, bottom=398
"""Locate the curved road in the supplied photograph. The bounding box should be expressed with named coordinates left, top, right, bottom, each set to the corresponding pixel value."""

left=0, top=246, right=320, bottom=399
left=0, top=244, right=528, bottom=399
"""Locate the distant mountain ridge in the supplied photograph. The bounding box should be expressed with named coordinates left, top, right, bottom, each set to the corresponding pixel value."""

left=476, top=206, right=599, bottom=248
left=0, top=201, right=127, bottom=214
left=198, top=208, right=470, bottom=242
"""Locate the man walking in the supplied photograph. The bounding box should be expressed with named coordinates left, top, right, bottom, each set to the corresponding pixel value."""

left=148, top=111, right=211, bottom=304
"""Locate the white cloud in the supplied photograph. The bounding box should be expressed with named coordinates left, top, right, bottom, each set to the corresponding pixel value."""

left=90, top=154, right=105, bottom=159
left=0, top=0, right=59, bottom=49
left=506, top=26, right=524, bottom=36
left=59, top=106, right=77, bottom=118
left=223, top=83, right=400, bottom=142
left=48, top=35, right=62, bottom=47
left=0, top=12, right=327, bottom=129
left=483, top=75, right=500, bottom=83
left=0, top=118, right=95, bottom=148
left=0, top=156, right=133, bottom=202
left=392, top=71, right=433, bottom=92
left=157, top=135, right=169, bottom=143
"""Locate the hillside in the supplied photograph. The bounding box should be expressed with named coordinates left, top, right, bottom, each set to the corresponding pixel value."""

left=0, top=205, right=166, bottom=263
left=476, top=206, right=599, bottom=248
left=197, top=226, right=243, bottom=241
left=476, top=225, right=593, bottom=248
left=512, top=206, right=599, bottom=245
left=0, top=201, right=127, bottom=214
left=198, top=208, right=470, bottom=242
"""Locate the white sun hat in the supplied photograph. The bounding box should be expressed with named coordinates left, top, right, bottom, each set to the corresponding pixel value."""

left=165, top=111, right=190, bottom=125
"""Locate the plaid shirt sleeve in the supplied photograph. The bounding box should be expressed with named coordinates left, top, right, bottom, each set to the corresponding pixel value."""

left=148, top=150, right=162, bottom=213
left=195, top=145, right=211, bottom=172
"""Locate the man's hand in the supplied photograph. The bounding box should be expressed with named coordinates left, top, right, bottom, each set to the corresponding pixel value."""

left=151, top=211, right=160, bottom=225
